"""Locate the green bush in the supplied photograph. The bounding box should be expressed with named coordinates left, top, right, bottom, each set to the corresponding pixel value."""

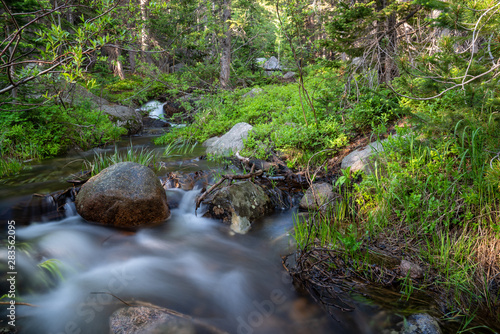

left=0, top=102, right=125, bottom=178
left=154, top=66, right=393, bottom=167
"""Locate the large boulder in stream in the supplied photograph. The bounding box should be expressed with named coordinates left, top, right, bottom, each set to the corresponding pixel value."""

left=203, top=181, right=273, bottom=234
left=100, top=104, right=143, bottom=135
left=75, top=162, right=170, bottom=228
left=203, top=122, right=253, bottom=156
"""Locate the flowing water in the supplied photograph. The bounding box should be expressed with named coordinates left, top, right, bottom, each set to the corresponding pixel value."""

left=1, top=132, right=476, bottom=334
left=140, top=100, right=164, bottom=119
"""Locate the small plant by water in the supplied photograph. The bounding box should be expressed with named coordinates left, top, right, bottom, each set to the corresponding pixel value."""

left=84, top=145, right=161, bottom=176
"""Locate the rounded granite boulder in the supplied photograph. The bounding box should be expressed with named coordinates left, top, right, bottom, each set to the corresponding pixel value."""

left=76, top=162, right=169, bottom=228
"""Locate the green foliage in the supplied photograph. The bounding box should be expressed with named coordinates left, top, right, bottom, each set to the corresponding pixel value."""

left=358, top=125, right=499, bottom=233
left=0, top=157, right=23, bottom=177
left=321, top=2, right=377, bottom=57
left=155, top=67, right=395, bottom=167
left=0, top=102, right=125, bottom=178
left=38, top=259, right=65, bottom=282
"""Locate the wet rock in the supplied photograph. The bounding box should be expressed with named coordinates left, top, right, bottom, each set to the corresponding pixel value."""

left=401, top=313, right=442, bottom=334
left=75, top=162, right=170, bottom=228
left=299, top=182, right=335, bottom=211
left=341, top=140, right=385, bottom=174
left=6, top=189, right=77, bottom=225
left=203, top=181, right=273, bottom=234
left=242, top=87, right=263, bottom=99
left=142, top=116, right=170, bottom=128
left=265, top=186, right=292, bottom=210
left=100, top=104, right=143, bottom=135
left=400, top=260, right=424, bottom=279
left=60, top=83, right=143, bottom=135
left=142, top=128, right=169, bottom=136
left=248, top=158, right=275, bottom=172
left=163, top=101, right=182, bottom=119
left=110, top=306, right=195, bottom=334
left=160, top=171, right=210, bottom=191
left=204, top=122, right=253, bottom=157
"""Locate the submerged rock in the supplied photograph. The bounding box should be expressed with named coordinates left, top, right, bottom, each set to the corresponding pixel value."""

left=401, top=313, right=442, bottom=334
left=75, top=162, right=170, bottom=228
left=203, top=181, right=273, bottom=234
left=110, top=306, right=195, bottom=334
left=299, top=182, right=335, bottom=211
left=203, top=122, right=253, bottom=156
left=142, top=116, right=170, bottom=128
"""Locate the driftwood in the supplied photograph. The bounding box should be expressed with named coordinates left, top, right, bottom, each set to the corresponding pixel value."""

left=194, top=170, right=263, bottom=215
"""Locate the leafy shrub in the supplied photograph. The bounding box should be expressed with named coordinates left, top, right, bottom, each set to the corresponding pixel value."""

left=0, top=102, right=125, bottom=178
left=154, top=66, right=395, bottom=167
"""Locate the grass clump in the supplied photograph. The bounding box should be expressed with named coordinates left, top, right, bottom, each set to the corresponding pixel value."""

left=84, top=146, right=162, bottom=176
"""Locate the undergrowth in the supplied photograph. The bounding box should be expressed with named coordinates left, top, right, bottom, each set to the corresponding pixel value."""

left=154, top=66, right=401, bottom=168
left=0, top=102, right=126, bottom=179
left=291, top=76, right=500, bottom=329
left=294, top=122, right=500, bottom=328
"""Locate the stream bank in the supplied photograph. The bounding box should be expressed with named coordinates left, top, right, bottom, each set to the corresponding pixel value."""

left=0, top=131, right=448, bottom=334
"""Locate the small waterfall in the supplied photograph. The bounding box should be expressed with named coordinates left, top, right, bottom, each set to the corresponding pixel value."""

left=140, top=100, right=164, bottom=119
left=63, top=198, right=77, bottom=217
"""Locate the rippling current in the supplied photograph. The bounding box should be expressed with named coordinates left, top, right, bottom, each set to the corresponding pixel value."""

left=10, top=188, right=350, bottom=334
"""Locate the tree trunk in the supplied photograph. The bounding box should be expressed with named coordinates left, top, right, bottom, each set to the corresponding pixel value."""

left=5, top=26, right=17, bottom=98
left=376, top=0, right=398, bottom=84
left=103, top=45, right=125, bottom=79
left=140, top=0, right=152, bottom=64
left=385, top=11, right=398, bottom=83
left=220, top=0, right=231, bottom=90
left=129, top=50, right=137, bottom=73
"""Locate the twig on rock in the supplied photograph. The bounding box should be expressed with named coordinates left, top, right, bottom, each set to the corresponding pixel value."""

left=194, top=170, right=263, bottom=215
